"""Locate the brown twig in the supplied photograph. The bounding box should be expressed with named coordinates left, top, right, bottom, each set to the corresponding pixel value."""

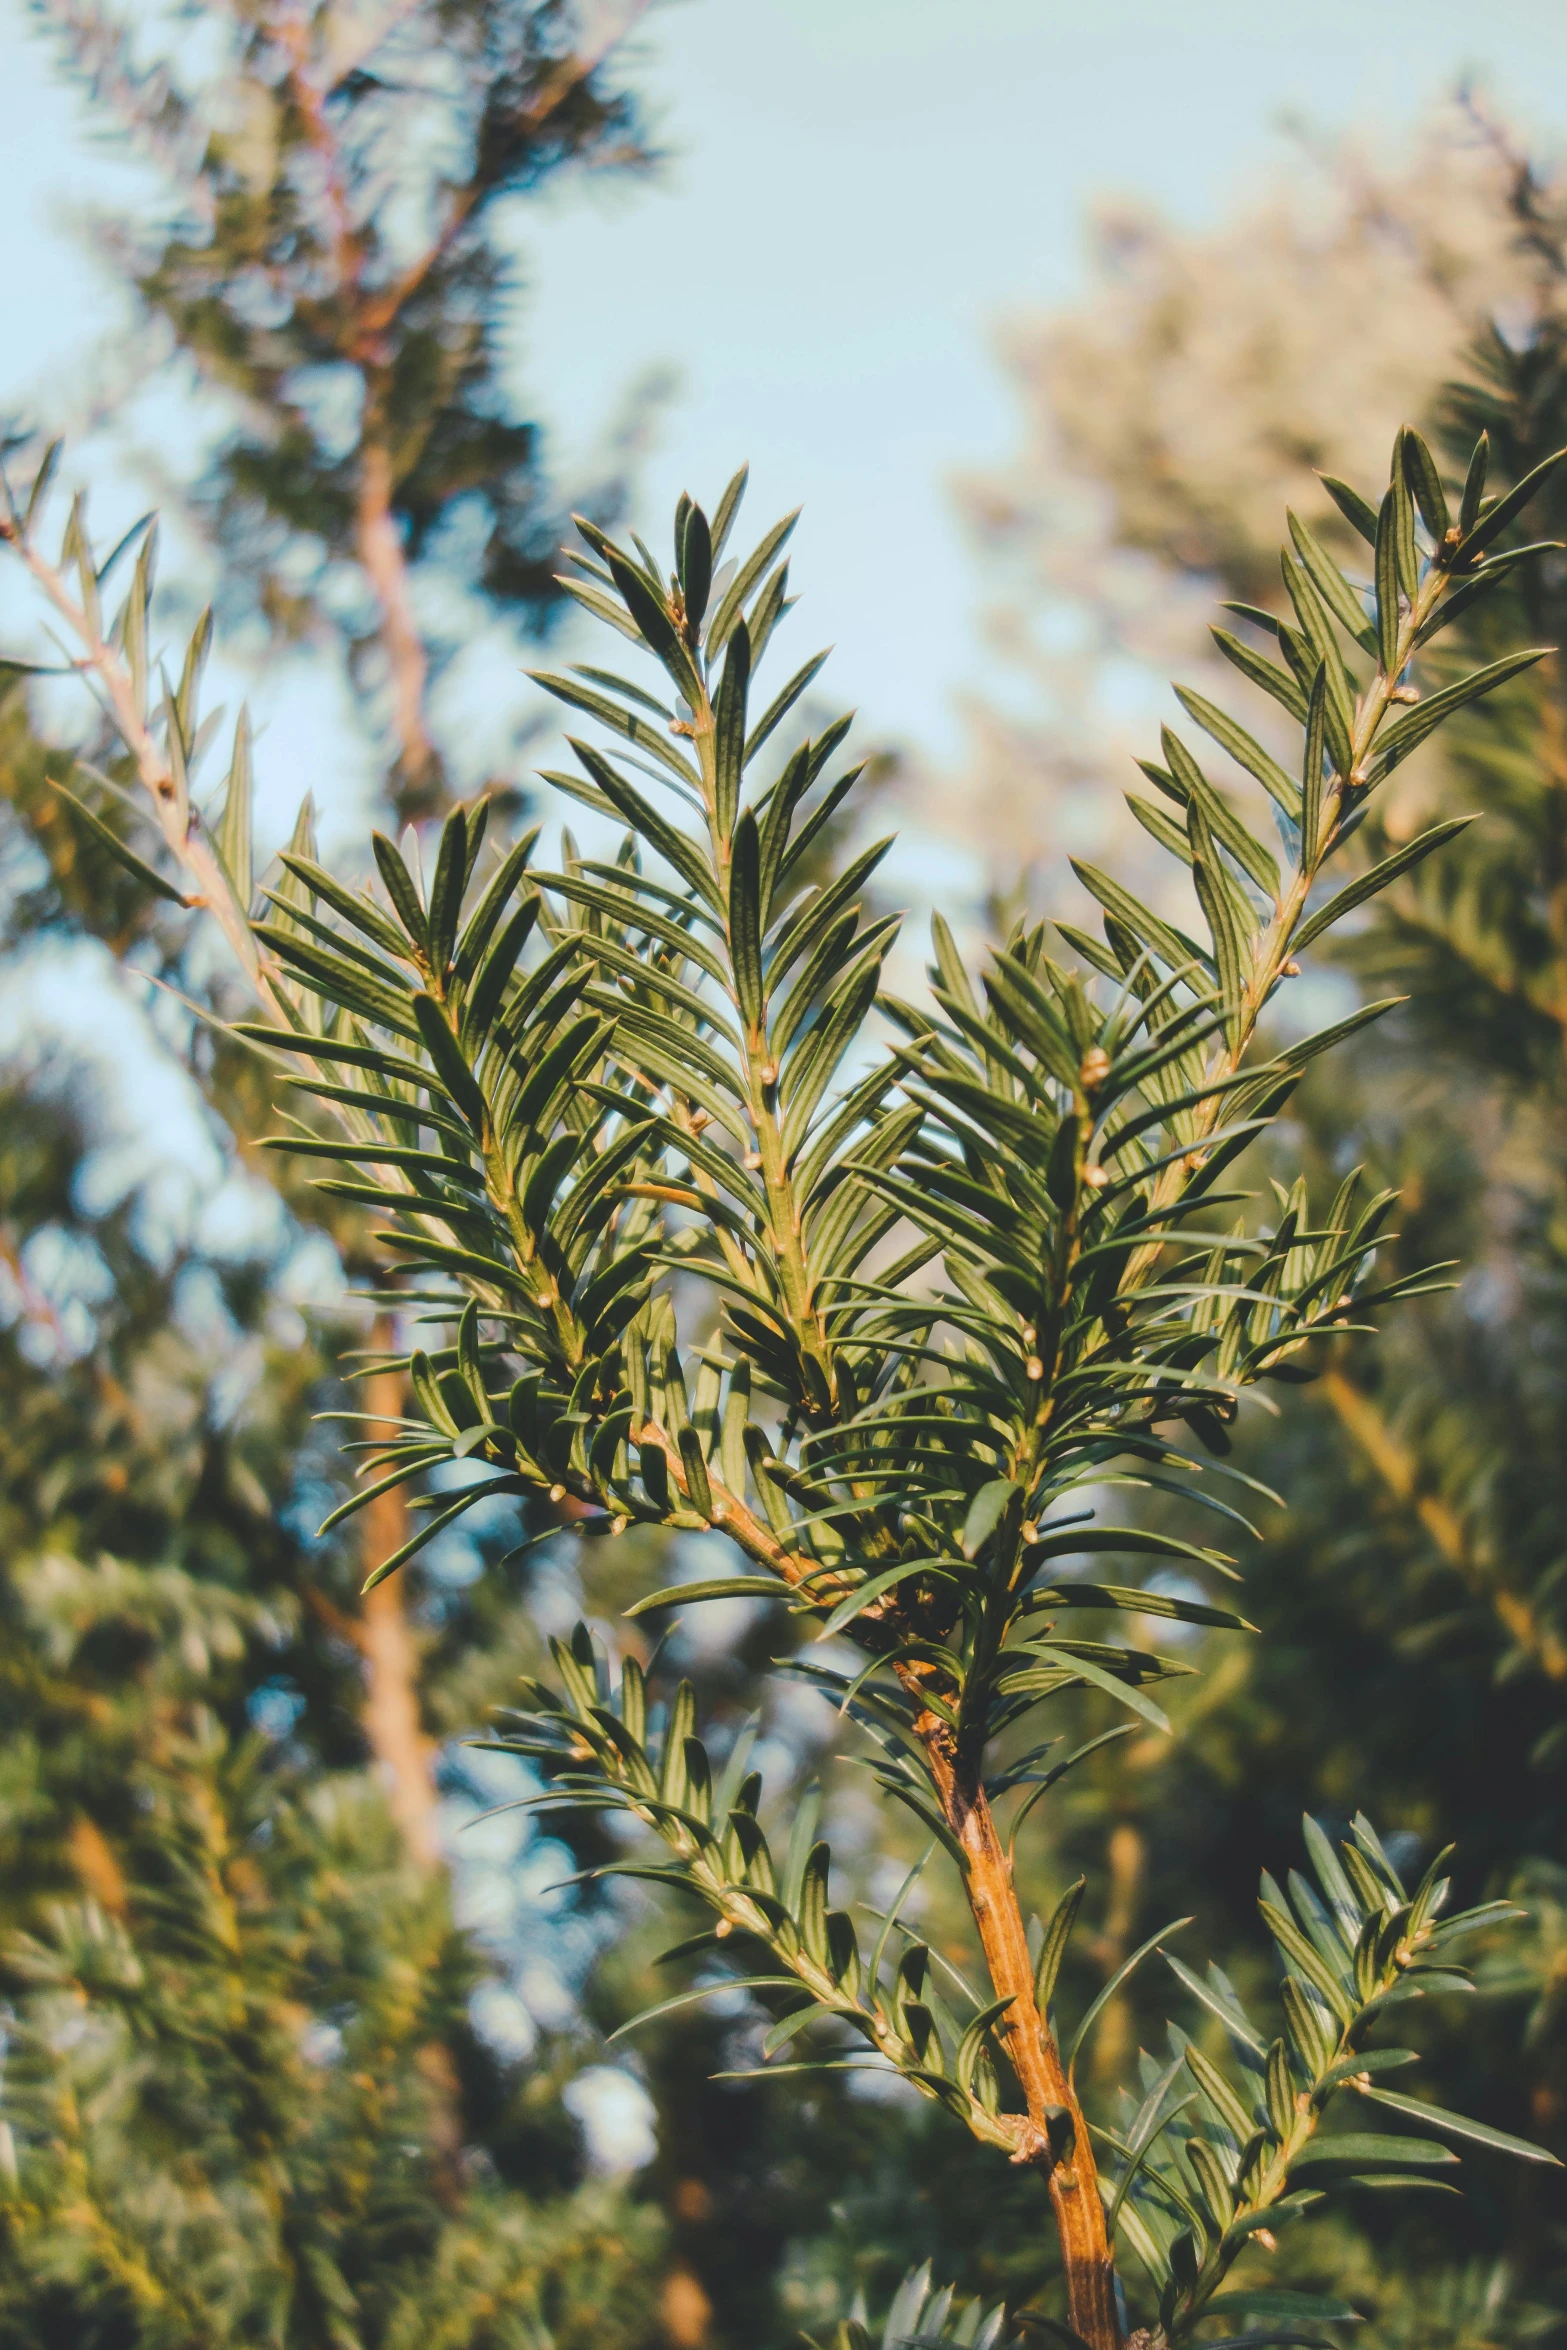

left=624, top=1412, right=1124, bottom=2348
left=280, top=0, right=654, bottom=814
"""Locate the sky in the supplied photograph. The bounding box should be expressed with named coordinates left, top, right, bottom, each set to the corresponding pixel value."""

left=5, top=0, right=1567, bottom=784
left=519, top=0, right=1567, bottom=764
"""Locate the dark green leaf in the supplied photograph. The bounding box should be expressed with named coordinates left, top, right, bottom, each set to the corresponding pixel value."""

left=49, top=780, right=188, bottom=906
left=1287, top=510, right=1377, bottom=654
left=625, top=1577, right=783, bottom=1617
left=412, top=993, right=488, bottom=1135
left=1289, top=2132, right=1457, bottom=2175
left=1458, top=433, right=1488, bottom=537
left=1460, top=442, right=1567, bottom=562
left=1319, top=474, right=1379, bottom=546
left=1401, top=428, right=1450, bottom=542
left=1212, top=626, right=1310, bottom=725
left=1293, top=818, right=1472, bottom=953
left=1391, top=433, right=1419, bottom=599
left=1202, top=2289, right=1360, bottom=2326
left=714, top=621, right=751, bottom=836
left=1173, top=686, right=1300, bottom=819
left=1034, top=1878, right=1085, bottom=2012
left=1374, top=489, right=1401, bottom=676
left=372, top=831, right=429, bottom=952
left=1358, top=2089, right=1560, bottom=2165
left=1371, top=650, right=1549, bottom=777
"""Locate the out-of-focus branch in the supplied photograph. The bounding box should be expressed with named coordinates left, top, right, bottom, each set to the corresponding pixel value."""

left=1320, top=1366, right=1567, bottom=1680
left=359, top=1332, right=440, bottom=1866
left=273, top=12, right=440, bottom=806
left=278, top=0, right=654, bottom=819
left=0, top=484, right=446, bottom=1867
left=356, top=0, right=654, bottom=339
left=0, top=508, right=293, bottom=1015
left=355, top=430, right=439, bottom=802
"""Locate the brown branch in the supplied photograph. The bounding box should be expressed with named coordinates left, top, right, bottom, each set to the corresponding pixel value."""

left=921, top=1727, right=1122, bottom=2350
left=273, top=13, right=439, bottom=808
left=282, top=0, right=654, bottom=819
left=357, top=0, right=655, bottom=339
left=276, top=8, right=366, bottom=311
left=356, top=427, right=440, bottom=802
left=624, top=1414, right=1121, bottom=2348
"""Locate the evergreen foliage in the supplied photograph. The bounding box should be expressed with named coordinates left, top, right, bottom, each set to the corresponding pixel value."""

left=6, top=408, right=1560, bottom=2349
left=0, top=1008, right=669, bottom=2347
left=0, top=8, right=676, bottom=2329
left=1, top=1744, right=661, bottom=2350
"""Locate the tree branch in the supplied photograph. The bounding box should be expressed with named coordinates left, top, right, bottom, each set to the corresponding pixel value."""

left=1319, top=1364, right=1567, bottom=1680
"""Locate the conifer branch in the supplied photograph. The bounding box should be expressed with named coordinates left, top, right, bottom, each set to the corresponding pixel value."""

left=7, top=425, right=1561, bottom=2349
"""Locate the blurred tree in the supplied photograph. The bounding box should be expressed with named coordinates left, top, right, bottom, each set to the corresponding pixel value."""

left=0, top=843, right=668, bottom=2344
left=935, top=104, right=1529, bottom=901
left=0, top=1, right=684, bottom=2338
left=941, top=93, right=1567, bottom=2343
left=6, top=0, right=669, bottom=1857
left=39, top=0, right=659, bottom=819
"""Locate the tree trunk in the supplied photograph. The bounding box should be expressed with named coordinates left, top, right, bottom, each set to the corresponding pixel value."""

left=356, top=427, right=444, bottom=824
left=357, top=1329, right=441, bottom=1866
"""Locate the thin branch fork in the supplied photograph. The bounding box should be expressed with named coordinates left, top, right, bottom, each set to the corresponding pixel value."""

left=0, top=511, right=291, bottom=1026
left=278, top=0, right=655, bottom=810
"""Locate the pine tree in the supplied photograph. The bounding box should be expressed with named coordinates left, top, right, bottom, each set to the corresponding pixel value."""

left=9, top=406, right=1560, bottom=2350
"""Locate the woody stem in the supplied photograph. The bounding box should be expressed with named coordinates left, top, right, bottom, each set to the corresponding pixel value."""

left=920, top=1724, right=1122, bottom=2350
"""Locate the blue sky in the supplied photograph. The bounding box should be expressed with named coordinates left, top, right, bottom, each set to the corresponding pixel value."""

left=4, top=0, right=1567, bottom=788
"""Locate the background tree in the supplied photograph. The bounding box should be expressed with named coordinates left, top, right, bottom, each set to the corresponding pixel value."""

left=42, top=0, right=659, bottom=819
left=0, top=752, right=671, bottom=2343
left=0, top=2, right=696, bottom=2340
left=932, top=104, right=1528, bottom=902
